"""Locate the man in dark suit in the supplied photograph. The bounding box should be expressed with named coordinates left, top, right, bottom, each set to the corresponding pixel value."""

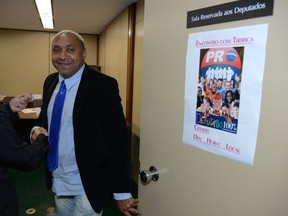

left=31, top=30, right=141, bottom=216
left=0, top=93, right=48, bottom=216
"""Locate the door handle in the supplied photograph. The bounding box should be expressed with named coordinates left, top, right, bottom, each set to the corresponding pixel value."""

left=140, top=166, right=159, bottom=184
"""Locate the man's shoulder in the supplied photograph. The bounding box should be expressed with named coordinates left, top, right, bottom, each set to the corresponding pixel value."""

left=85, top=67, right=117, bottom=84
left=45, top=72, right=58, bottom=83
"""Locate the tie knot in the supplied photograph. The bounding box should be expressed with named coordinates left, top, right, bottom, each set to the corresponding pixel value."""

left=60, top=80, right=66, bottom=94
left=61, top=80, right=66, bottom=88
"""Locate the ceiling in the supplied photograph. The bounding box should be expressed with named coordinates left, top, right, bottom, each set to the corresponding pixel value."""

left=0, top=0, right=137, bottom=35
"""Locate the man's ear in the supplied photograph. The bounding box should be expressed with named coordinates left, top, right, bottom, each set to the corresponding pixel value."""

left=83, top=48, right=87, bottom=59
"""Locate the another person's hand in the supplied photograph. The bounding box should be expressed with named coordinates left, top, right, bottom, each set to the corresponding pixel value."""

left=31, top=127, right=48, bottom=142
left=9, top=93, right=32, bottom=112
left=116, top=198, right=142, bottom=216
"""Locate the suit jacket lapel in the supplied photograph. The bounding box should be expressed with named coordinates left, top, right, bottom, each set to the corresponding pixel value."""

left=42, top=74, right=59, bottom=128
left=73, top=66, right=90, bottom=132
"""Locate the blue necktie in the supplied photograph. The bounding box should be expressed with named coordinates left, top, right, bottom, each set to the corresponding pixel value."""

left=47, top=80, right=66, bottom=172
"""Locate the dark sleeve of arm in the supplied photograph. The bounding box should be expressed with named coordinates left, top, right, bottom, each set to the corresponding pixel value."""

left=0, top=105, right=48, bottom=171
left=3, top=102, right=20, bottom=122
left=100, top=78, right=132, bottom=193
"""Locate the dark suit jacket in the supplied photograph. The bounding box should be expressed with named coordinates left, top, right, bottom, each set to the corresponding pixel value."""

left=0, top=103, right=48, bottom=216
left=37, top=64, right=132, bottom=213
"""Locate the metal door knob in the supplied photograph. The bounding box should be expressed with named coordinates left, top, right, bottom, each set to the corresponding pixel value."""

left=140, top=166, right=159, bottom=184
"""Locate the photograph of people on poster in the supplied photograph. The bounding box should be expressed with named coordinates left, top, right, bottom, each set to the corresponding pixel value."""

left=196, top=47, right=244, bottom=134
left=183, top=24, right=268, bottom=165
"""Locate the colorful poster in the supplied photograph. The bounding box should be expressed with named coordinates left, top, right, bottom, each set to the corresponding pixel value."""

left=183, top=24, right=268, bottom=165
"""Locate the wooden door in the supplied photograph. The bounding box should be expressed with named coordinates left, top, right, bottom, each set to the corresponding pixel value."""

left=138, top=1, right=288, bottom=216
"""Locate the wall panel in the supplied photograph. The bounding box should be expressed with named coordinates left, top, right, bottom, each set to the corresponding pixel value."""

left=0, top=29, right=97, bottom=96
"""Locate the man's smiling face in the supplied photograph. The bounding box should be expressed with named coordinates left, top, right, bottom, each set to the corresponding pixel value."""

left=51, top=33, right=86, bottom=79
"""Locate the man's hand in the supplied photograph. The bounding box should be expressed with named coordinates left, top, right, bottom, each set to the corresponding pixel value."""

left=31, top=127, right=48, bottom=142
left=9, top=93, right=32, bottom=113
left=116, top=198, right=142, bottom=216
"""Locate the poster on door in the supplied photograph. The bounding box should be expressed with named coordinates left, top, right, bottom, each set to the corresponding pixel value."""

left=183, top=24, right=268, bottom=165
